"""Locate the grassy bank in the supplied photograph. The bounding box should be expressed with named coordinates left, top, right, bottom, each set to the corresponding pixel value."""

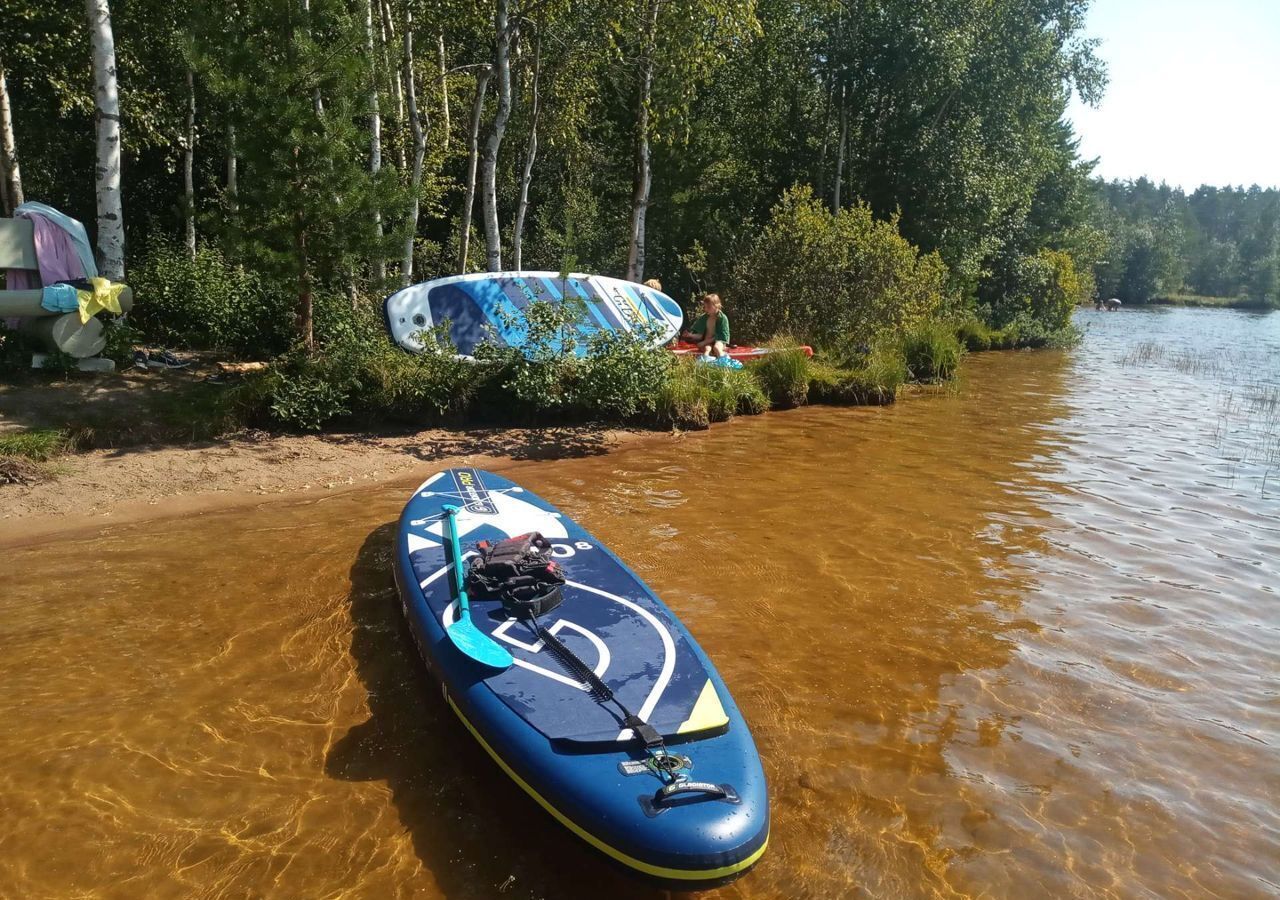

left=2, top=301, right=1077, bottom=481
left=2, top=214, right=1081, bottom=474
left=1147, top=293, right=1275, bottom=310
left=0, top=326, right=956, bottom=464
left=241, top=336, right=916, bottom=434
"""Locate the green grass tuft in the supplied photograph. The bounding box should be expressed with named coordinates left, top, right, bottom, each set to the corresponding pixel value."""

left=656, top=362, right=711, bottom=429
left=901, top=321, right=964, bottom=382
left=0, top=428, right=75, bottom=461
left=752, top=348, right=812, bottom=407
left=956, top=318, right=993, bottom=352
left=0, top=428, right=79, bottom=486
left=808, top=343, right=907, bottom=406
left=655, top=359, right=771, bottom=428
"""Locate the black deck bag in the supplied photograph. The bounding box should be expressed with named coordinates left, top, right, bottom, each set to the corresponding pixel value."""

left=466, top=532, right=565, bottom=617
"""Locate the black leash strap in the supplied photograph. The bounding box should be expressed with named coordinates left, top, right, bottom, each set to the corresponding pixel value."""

left=530, top=612, right=665, bottom=749
left=528, top=608, right=740, bottom=810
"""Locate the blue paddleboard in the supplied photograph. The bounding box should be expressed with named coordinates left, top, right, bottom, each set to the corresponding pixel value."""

left=393, top=468, right=769, bottom=884
left=383, top=272, right=684, bottom=359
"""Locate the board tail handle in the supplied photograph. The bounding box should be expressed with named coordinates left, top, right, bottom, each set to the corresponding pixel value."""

left=639, top=781, right=741, bottom=818
left=442, top=504, right=513, bottom=671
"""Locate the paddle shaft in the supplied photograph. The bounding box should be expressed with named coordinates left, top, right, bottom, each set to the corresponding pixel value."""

left=441, top=505, right=471, bottom=617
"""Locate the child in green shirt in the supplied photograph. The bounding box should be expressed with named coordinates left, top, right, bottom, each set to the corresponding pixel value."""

left=682, top=292, right=731, bottom=357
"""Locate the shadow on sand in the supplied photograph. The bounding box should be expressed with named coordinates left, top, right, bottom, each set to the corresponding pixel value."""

left=325, top=523, right=676, bottom=900
left=1, top=363, right=625, bottom=464
left=318, top=423, right=620, bottom=464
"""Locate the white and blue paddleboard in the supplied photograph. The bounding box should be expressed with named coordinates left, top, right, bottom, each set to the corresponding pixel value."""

left=393, top=468, right=769, bottom=884
left=383, top=272, right=683, bottom=359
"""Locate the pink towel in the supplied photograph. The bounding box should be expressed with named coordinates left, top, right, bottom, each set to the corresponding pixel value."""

left=7, top=213, right=89, bottom=289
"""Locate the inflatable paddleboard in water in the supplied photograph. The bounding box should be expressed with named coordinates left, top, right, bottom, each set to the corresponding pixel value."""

left=393, top=468, right=769, bottom=885
left=384, top=272, right=683, bottom=359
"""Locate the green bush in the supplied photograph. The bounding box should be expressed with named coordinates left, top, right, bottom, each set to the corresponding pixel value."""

left=986, top=248, right=1090, bottom=334
left=359, top=340, right=480, bottom=423
left=254, top=303, right=686, bottom=431
left=901, top=321, right=963, bottom=382
left=101, top=318, right=144, bottom=365
left=261, top=348, right=358, bottom=430
left=1001, top=312, right=1081, bottom=349
left=574, top=330, right=673, bottom=420
left=244, top=298, right=931, bottom=434
left=130, top=239, right=295, bottom=356
left=474, top=300, right=584, bottom=418
left=473, top=303, right=677, bottom=423
left=256, top=320, right=483, bottom=431
left=752, top=347, right=811, bottom=407
left=312, top=288, right=389, bottom=350
left=958, top=307, right=1076, bottom=352
left=729, top=186, right=948, bottom=354
left=35, top=349, right=80, bottom=376
left=988, top=324, right=1019, bottom=350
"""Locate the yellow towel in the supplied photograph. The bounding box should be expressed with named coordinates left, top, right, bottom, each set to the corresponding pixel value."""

left=76, top=277, right=126, bottom=324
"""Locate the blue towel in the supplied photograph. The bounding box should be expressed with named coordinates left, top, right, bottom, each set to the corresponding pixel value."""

left=40, top=283, right=80, bottom=313
left=695, top=354, right=744, bottom=369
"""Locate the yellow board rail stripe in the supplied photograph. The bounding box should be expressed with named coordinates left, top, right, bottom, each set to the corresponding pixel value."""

left=444, top=693, right=768, bottom=881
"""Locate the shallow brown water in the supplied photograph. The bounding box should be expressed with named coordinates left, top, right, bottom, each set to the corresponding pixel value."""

left=2, top=308, right=1277, bottom=898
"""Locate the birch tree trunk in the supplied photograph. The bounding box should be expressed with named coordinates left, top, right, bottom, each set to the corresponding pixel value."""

left=87, top=0, right=125, bottom=280
left=0, top=64, right=23, bottom=215
left=511, top=28, right=541, bottom=271
left=457, top=66, right=491, bottom=274
left=832, top=82, right=847, bottom=212
left=625, top=0, right=660, bottom=283
left=183, top=68, right=196, bottom=258
left=225, top=121, right=237, bottom=211
left=379, top=0, right=405, bottom=171
left=401, top=4, right=427, bottom=288
left=438, top=34, right=450, bottom=154
left=363, top=0, right=385, bottom=284
left=816, top=62, right=833, bottom=199
left=295, top=216, right=313, bottom=349
left=480, top=0, right=513, bottom=272
left=301, top=0, right=324, bottom=115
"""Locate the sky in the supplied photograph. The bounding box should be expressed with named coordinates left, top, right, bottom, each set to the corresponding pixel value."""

left=1064, top=0, right=1280, bottom=190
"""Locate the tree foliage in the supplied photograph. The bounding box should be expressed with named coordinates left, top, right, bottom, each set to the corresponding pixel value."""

left=1, top=0, right=1137, bottom=351
left=1089, top=178, right=1279, bottom=305
left=729, top=186, right=947, bottom=352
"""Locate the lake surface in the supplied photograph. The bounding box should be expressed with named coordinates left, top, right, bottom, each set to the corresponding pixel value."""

left=1, top=307, right=1276, bottom=898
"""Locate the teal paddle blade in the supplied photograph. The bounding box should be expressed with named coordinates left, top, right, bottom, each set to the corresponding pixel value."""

left=448, top=617, right=514, bottom=670
left=441, top=503, right=513, bottom=672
